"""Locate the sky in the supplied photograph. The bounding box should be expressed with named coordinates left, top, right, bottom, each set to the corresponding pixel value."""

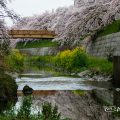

left=6, top=0, right=74, bottom=26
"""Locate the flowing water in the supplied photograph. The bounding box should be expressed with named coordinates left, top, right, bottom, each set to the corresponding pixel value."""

left=16, top=69, right=112, bottom=91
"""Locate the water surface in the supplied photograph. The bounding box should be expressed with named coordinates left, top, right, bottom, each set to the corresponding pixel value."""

left=13, top=69, right=120, bottom=120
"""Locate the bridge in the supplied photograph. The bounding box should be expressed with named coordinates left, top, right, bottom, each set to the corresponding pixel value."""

left=8, top=30, right=56, bottom=39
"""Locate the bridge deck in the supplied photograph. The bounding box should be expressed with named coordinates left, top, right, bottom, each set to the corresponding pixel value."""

left=9, top=30, right=56, bottom=39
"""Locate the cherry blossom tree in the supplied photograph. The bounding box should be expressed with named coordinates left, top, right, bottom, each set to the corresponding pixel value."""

left=13, top=0, right=120, bottom=47
left=0, top=0, right=19, bottom=56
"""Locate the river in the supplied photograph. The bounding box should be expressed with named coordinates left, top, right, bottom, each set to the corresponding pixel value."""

left=0, top=65, right=118, bottom=120
left=10, top=67, right=119, bottom=120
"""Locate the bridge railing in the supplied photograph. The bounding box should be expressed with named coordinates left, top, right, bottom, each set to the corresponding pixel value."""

left=8, top=30, right=56, bottom=39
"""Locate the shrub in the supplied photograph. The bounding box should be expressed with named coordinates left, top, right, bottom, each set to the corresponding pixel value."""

left=71, top=47, right=88, bottom=68
left=53, top=47, right=113, bottom=75
left=25, top=55, right=53, bottom=66
left=0, top=72, right=17, bottom=113
left=17, top=96, right=32, bottom=119
left=53, top=47, right=88, bottom=73
left=53, top=50, right=72, bottom=73
left=41, top=102, right=61, bottom=120
left=5, top=49, right=24, bottom=71
left=0, top=96, right=71, bottom=120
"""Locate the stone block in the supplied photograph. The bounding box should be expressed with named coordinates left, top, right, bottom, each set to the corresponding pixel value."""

left=87, top=32, right=120, bottom=57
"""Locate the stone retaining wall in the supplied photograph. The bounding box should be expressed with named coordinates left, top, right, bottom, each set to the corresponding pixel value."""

left=19, top=47, right=58, bottom=56
left=87, top=32, right=120, bottom=57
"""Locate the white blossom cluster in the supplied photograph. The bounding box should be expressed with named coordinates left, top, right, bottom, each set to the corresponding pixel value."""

left=13, top=0, right=120, bottom=46
left=74, top=0, right=113, bottom=8
left=0, top=0, right=11, bottom=56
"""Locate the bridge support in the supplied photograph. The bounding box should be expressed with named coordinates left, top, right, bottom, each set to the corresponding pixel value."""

left=113, top=56, right=120, bottom=87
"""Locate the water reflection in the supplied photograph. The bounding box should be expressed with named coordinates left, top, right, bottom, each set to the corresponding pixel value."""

left=93, top=89, right=120, bottom=107
left=1, top=89, right=120, bottom=120
left=17, top=90, right=57, bottom=96
left=14, top=66, right=120, bottom=119
left=15, top=90, right=120, bottom=120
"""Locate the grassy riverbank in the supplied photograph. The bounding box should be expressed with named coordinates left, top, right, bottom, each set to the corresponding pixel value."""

left=53, top=48, right=112, bottom=75
left=4, top=47, right=113, bottom=75
left=5, top=49, right=25, bottom=72
left=16, top=39, right=58, bottom=49
left=24, top=47, right=113, bottom=75
left=97, top=20, right=120, bottom=37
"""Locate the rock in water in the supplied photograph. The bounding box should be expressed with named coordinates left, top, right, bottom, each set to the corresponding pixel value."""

left=22, top=85, right=33, bottom=95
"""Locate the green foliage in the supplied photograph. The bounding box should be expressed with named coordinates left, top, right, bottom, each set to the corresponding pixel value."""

left=16, top=39, right=58, bottom=49
left=0, top=73, right=17, bottom=112
left=7, top=47, right=113, bottom=75
left=88, top=56, right=113, bottom=74
left=17, top=96, right=32, bottom=119
left=72, top=90, right=86, bottom=96
left=97, top=20, right=120, bottom=37
left=5, top=49, right=24, bottom=71
left=25, top=55, right=53, bottom=67
left=41, top=102, right=61, bottom=120
left=0, top=96, right=70, bottom=120
left=53, top=47, right=88, bottom=73
left=53, top=47, right=113, bottom=75
left=24, top=47, right=113, bottom=75
left=0, top=72, right=17, bottom=98
left=112, top=111, right=120, bottom=117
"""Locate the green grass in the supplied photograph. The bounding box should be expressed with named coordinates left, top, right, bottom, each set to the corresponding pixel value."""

left=24, top=55, right=53, bottom=65
left=88, top=56, right=113, bottom=75
left=5, top=49, right=25, bottom=72
left=16, top=39, right=58, bottom=49
left=97, top=20, right=120, bottom=37
left=72, top=90, right=86, bottom=96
